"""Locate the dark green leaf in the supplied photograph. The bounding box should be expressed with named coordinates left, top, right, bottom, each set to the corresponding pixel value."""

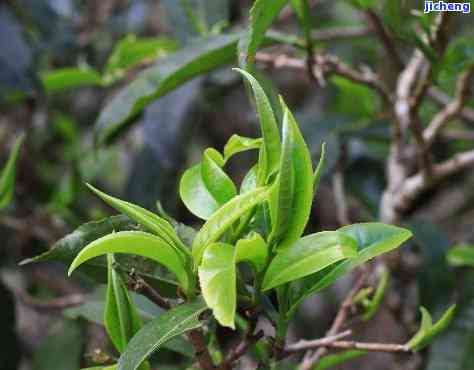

left=199, top=243, right=236, bottom=328
left=192, top=186, right=269, bottom=265
left=117, top=298, right=207, bottom=370
left=95, top=33, right=242, bottom=144
left=68, top=231, right=190, bottom=293
left=0, top=134, right=24, bottom=209
left=262, top=231, right=357, bottom=290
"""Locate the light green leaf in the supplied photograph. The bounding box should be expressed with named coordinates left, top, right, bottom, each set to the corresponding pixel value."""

left=262, top=231, right=357, bottom=291
left=240, top=165, right=258, bottom=194
left=20, top=215, right=179, bottom=297
left=105, top=254, right=143, bottom=353
left=313, top=350, right=366, bottom=370
left=363, top=266, right=389, bottom=321
left=105, top=35, right=178, bottom=80
left=180, top=164, right=221, bottom=220
left=223, top=135, right=262, bottom=161
left=233, top=68, right=281, bottom=180
left=235, top=232, right=268, bottom=272
left=0, top=134, right=24, bottom=209
left=313, top=142, right=326, bottom=194
left=201, top=148, right=237, bottom=204
left=275, top=100, right=314, bottom=250
left=289, top=223, right=412, bottom=314
left=269, top=108, right=294, bottom=242
left=95, top=33, right=242, bottom=144
left=192, top=187, right=269, bottom=265
left=117, top=298, right=207, bottom=370
left=86, top=184, right=189, bottom=258
left=199, top=243, right=237, bottom=328
left=407, top=305, right=457, bottom=351
left=68, top=231, right=189, bottom=293
left=447, top=245, right=474, bottom=267
left=238, top=0, right=290, bottom=69
left=41, top=67, right=103, bottom=93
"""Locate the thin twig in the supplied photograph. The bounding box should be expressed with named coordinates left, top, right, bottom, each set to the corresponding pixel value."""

left=299, top=271, right=367, bottom=370
left=428, top=87, right=474, bottom=123
left=424, top=66, right=474, bottom=147
left=128, top=271, right=171, bottom=310
left=17, top=292, right=84, bottom=312
left=220, top=331, right=264, bottom=369
left=311, top=26, right=371, bottom=41
left=285, top=330, right=352, bottom=352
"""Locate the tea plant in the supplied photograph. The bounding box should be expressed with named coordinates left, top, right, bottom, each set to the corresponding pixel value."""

left=25, top=71, right=454, bottom=370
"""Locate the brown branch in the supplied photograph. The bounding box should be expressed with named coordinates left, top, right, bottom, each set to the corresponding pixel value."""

left=311, top=26, right=371, bottom=42
left=424, top=66, right=474, bottom=147
left=17, top=292, right=84, bottom=312
left=364, top=9, right=403, bottom=71
left=220, top=330, right=264, bottom=370
left=299, top=271, right=367, bottom=370
left=285, top=330, right=352, bottom=353
left=128, top=271, right=171, bottom=310
left=318, top=340, right=410, bottom=353
left=428, top=87, right=474, bottom=123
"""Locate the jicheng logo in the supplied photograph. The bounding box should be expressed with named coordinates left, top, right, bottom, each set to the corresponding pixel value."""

left=424, top=1, right=471, bottom=13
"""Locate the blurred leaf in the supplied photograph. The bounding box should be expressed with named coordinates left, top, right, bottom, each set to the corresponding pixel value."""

left=117, top=298, right=207, bottom=370
left=41, top=67, right=102, bottom=93
left=331, top=76, right=378, bottom=120
left=447, top=245, right=474, bottom=267
left=238, top=0, right=289, bottom=69
left=407, top=305, right=456, bottom=351
left=192, top=186, right=269, bottom=265
left=439, top=36, right=474, bottom=82
left=312, top=142, right=326, bottom=194
left=199, top=243, right=237, bottom=328
left=68, top=231, right=190, bottom=293
left=362, top=266, right=389, bottom=321
left=313, top=350, right=366, bottom=370
left=289, top=223, right=412, bottom=314
left=0, top=134, right=24, bottom=209
left=95, top=33, right=242, bottom=144
left=262, top=231, right=357, bottom=290
left=105, top=35, right=179, bottom=81
left=105, top=254, right=143, bottom=353
left=33, top=320, right=83, bottom=370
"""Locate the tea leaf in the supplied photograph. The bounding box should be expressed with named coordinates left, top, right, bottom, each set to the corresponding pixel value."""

left=447, top=245, right=474, bottom=267
left=201, top=148, right=237, bottom=204
left=192, top=187, right=269, bottom=265
left=262, top=231, right=357, bottom=290
left=117, top=298, right=207, bottom=370
left=199, top=243, right=237, bottom=328
left=236, top=232, right=268, bottom=272
left=41, top=67, right=102, bottom=93
left=68, top=231, right=189, bottom=293
left=223, top=134, right=262, bottom=161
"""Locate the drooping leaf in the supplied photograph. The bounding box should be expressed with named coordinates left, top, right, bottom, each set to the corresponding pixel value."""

left=68, top=231, right=190, bottom=293
left=192, top=186, right=269, bottom=265
left=447, top=245, right=474, bottom=267
left=238, top=0, right=289, bottom=69
left=362, top=266, right=389, bottom=321
left=180, top=164, right=221, bottom=220
left=199, top=243, right=237, bottom=328
left=223, top=135, right=262, bottom=161
left=86, top=184, right=189, bottom=258
left=262, top=231, right=357, bottom=291
left=117, top=298, right=207, bottom=370
left=275, top=101, right=314, bottom=250
left=104, top=35, right=179, bottom=81
left=0, top=134, right=24, bottom=209
left=407, top=305, right=457, bottom=351
left=201, top=148, right=237, bottom=204
left=289, top=223, right=412, bottom=314
left=313, top=142, right=326, bottom=194
left=20, top=215, right=178, bottom=297
left=41, top=67, right=103, bottom=93
left=95, top=33, right=242, bottom=144
left=233, top=68, right=281, bottom=180
left=105, top=254, right=143, bottom=353
left=235, top=232, right=268, bottom=272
